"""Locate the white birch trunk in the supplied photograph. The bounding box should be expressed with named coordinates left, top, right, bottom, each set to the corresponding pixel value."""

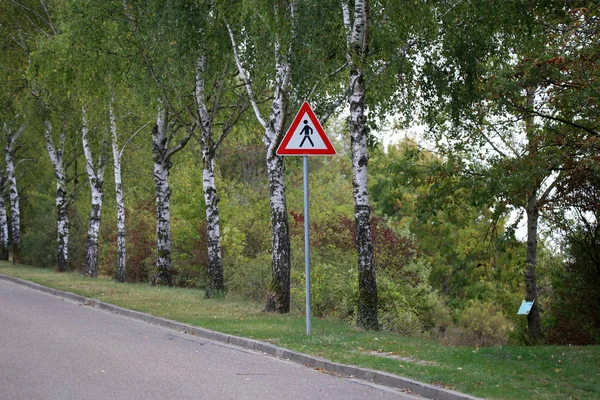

left=4, top=124, right=22, bottom=262
left=81, top=109, right=108, bottom=278
left=152, top=104, right=173, bottom=285
left=110, top=103, right=127, bottom=282
left=228, top=3, right=295, bottom=312
left=344, top=0, right=378, bottom=330
left=0, top=175, right=9, bottom=261
left=44, top=120, right=69, bottom=272
left=196, top=55, right=224, bottom=296
left=263, top=31, right=293, bottom=313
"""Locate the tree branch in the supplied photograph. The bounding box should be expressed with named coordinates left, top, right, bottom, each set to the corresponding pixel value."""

left=226, top=21, right=267, bottom=129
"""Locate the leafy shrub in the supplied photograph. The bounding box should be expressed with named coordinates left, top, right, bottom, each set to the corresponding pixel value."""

left=124, top=200, right=155, bottom=283
left=291, top=260, right=358, bottom=319
left=224, top=252, right=271, bottom=302
left=444, top=300, right=514, bottom=347
left=544, top=234, right=600, bottom=345
left=21, top=192, right=56, bottom=268
left=377, top=270, right=451, bottom=337
left=171, top=220, right=208, bottom=288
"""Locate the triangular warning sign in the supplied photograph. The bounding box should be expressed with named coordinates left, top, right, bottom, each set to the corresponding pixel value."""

left=276, top=102, right=336, bottom=156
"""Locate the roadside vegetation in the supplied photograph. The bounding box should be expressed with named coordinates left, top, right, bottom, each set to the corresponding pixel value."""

left=1, top=3, right=599, bottom=399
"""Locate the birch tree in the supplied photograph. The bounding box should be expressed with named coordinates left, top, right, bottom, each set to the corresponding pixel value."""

left=0, top=173, right=9, bottom=261
left=3, top=123, right=23, bottom=262
left=110, top=100, right=146, bottom=283
left=227, top=1, right=296, bottom=312
left=44, top=119, right=69, bottom=272
left=341, top=0, right=378, bottom=330
left=81, top=108, right=109, bottom=277
left=195, top=53, right=248, bottom=296
left=151, top=102, right=193, bottom=285
left=109, top=102, right=126, bottom=282
left=122, top=0, right=239, bottom=288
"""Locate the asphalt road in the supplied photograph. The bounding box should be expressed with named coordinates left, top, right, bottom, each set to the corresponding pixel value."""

left=0, top=279, right=418, bottom=400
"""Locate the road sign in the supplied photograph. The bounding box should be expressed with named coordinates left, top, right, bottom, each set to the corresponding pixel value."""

left=276, top=102, right=336, bottom=156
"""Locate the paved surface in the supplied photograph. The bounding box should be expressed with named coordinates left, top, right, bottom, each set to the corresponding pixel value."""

left=0, top=279, right=419, bottom=400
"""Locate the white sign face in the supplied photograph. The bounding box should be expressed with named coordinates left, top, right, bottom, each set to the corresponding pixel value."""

left=284, top=113, right=329, bottom=150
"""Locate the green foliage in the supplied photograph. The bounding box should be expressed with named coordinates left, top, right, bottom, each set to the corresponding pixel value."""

left=120, top=200, right=155, bottom=283
left=219, top=177, right=271, bottom=299
left=544, top=229, right=600, bottom=345
left=21, top=191, right=56, bottom=268
left=3, top=0, right=599, bottom=353
left=444, top=300, right=514, bottom=347
left=291, top=260, right=358, bottom=319
left=370, top=141, right=524, bottom=323
left=377, top=271, right=450, bottom=338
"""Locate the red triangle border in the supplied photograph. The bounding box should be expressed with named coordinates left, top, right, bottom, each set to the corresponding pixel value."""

left=276, top=102, right=336, bottom=156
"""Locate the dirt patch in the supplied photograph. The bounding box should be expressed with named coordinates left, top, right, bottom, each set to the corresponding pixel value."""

left=362, top=350, right=440, bottom=366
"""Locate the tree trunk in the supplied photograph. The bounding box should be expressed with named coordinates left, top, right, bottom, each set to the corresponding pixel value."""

left=227, top=5, right=293, bottom=313
left=523, top=87, right=542, bottom=341
left=263, top=25, right=292, bottom=313
left=264, top=152, right=291, bottom=313
left=152, top=105, right=173, bottom=286
left=349, top=66, right=378, bottom=330
left=0, top=177, right=9, bottom=261
left=44, top=120, right=69, bottom=272
left=5, top=125, right=22, bottom=263
left=110, top=104, right=127, bottom=282
left=83, top=187, right=103, bottom=277
left=344, top=0, right=378, bottom=330
left=202, top=156, right=224, bottom=296
left=196, top=54, right=224, bottom=297
left=525, top=196, right=542, bottom=341
left=81, top=110, right=107, bottom=278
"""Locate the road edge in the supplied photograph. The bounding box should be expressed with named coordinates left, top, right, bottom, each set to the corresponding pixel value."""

left=0, top=274, right=483, bottom=400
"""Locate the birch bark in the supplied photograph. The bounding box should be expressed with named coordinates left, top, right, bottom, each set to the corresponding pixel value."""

left=4, top=124, right=22, bottom=262
left=151, top=102, right=192, bottom=285
left=196, top=55, right=224, bottom=296
left=343, top=0, right=379, bottom=330
left=44, top=120, right=69, bottom=272
left=227, top=2, right=294, bottom=313
left=153, top=105, right=172, bottom=284
left=81, top=109, right=108, bottom=278
left=110, top=103, right=127, bottom=282
left=0, top=174, right=8, bottom=261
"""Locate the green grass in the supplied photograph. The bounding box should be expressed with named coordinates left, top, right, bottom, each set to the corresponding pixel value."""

left=1, top=262, right=599, bottom=399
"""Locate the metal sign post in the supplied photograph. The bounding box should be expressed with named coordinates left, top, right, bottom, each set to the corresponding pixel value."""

left=303, top=156, right=311, bottom=335
left=276, top=101, right=335, bottom=336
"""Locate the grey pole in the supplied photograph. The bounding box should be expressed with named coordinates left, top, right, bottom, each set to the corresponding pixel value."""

left=303, top=155, right=311, bottom=335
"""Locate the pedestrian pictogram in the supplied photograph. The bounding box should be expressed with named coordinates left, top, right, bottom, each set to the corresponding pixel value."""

left=276, top=102, right=336, bottom=156
left=299, top=120, right=314, bottom=148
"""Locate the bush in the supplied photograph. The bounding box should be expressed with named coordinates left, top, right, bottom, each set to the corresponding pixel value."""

left=224, top=253, right=271, bottom=302
left=124, top=201, right=155, bottom=283
left=543, top=227, right=600, bottom=345
left=444, top=300, right=514, bottom=347
left=22, top=192, right=56, bottom=268
left=291, top=260, right=358, bottom=319
left=377, top=270, right=451, bottom=337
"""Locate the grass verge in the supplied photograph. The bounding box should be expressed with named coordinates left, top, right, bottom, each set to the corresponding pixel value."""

left=1, top=262, right=598, bottom=400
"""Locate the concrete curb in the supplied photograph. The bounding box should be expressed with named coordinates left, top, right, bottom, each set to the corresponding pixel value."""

left=1, top=274, right=483, bottom=400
